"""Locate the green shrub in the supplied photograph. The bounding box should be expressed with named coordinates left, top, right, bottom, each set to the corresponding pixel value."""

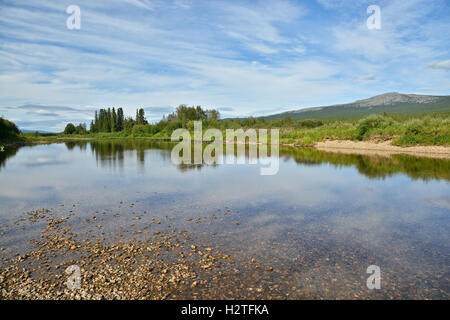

left=393, top=116, right=450, bottom=146
left=131, top=124, right=148, bottom=136
left=357, top=114, right=396, bottom=139
left=297, top=119, right=324, bottom=128
left=404, top=119, right=423, bottom=136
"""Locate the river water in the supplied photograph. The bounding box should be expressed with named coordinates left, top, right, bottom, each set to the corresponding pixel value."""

left=0, top=140, right=448, bottom=299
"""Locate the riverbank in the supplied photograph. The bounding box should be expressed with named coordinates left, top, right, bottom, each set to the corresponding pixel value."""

left=3, top=135, right=450, bottom=160
left=315, top=139, right=450, bottom=159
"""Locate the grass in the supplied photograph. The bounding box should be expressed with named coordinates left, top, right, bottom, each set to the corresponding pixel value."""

left=279, top=113, right=450, bottom=146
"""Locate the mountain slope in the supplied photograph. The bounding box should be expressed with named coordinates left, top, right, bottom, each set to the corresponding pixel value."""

left=264, top=92, right=450, bottom=120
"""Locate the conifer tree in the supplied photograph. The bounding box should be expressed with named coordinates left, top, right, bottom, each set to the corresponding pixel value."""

left=117, top=108, right=124, bottom=131
left=111, top=108, right=117, bottom=132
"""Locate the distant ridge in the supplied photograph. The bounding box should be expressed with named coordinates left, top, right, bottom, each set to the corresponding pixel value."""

left=20, top=129, right=54, bottom=134
left=264, top=92, right=450, bottom=120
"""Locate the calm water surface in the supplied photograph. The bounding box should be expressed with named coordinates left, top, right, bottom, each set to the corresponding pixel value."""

left=0, top=140, right=449, bottom=299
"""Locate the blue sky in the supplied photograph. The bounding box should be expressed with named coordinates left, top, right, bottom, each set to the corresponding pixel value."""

left=0, top=0, right=449, bottom=131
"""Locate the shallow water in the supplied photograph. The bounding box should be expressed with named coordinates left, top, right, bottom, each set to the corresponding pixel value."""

left=0, top=140, right=449, bottom=299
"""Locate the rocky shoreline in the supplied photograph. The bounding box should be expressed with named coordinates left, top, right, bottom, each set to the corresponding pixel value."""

left=0, top=209, right=235, bottom=300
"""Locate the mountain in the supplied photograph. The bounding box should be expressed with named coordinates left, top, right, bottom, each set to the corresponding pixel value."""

left=264, top=92, right=450, bottom=120
left=20, top=129, right=54, bottom=133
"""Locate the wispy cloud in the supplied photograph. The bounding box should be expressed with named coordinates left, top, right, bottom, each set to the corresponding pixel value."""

left=124, top=0, right=153, bottom=11
left=427, top=60, right=450, bottom=71
left=417, top=87, right=450, bottom=91
left=363, top=74, right=376, bottom=81
left=10, top=104, right=92, bottom=113
left=316, top=0, right=371, bottom=9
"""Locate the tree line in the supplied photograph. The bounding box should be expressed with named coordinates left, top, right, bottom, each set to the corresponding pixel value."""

left=64, top=107, right=147, bottom=134
left=63, top=105, right=221, bottom=135
left=62, top=105, right=325, bottom=136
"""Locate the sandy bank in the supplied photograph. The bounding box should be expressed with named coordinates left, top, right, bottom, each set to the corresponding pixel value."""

left=315, top=140, right=450, bottom=159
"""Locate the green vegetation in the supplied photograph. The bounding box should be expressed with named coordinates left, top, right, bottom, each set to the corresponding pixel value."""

left=279, top=113, right=450, bottom=146
left=64, top=123, right=88, bottom=135
left=55, top=111, right=449, bottom=147
left=60, top=105, right=222, bottom=138
left=0, top=117, right=23, bottom=143
left=90, top=107, right=128, bottom=133
left=63, top=123, right=76, bottom=134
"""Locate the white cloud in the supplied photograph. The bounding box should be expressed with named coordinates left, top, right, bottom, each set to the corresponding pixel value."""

left=417, top=87, right=450, bottom=91
left=363, top=74, right=376, bottom=81
left=427, top=60, right=450, bottom=71
left=172, top=0, right=191, bottom=9
left=218, top=0, right=305, bottom=54
left=316, top=0, right=357, bottom=9
left=124, top=0, right=153, bottom=11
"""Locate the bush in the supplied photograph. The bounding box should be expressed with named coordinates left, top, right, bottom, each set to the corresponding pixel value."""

left=131, top=124, right=148, bottom=136
left=164, top=120, right=183, bottom=135
left=357, top=114, right=396, bottom=139
left=393, top=116, right=450, bottom=146
left=404, top=119, right=423, bottom=136
left=297, top=119, right=324, bottom=129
